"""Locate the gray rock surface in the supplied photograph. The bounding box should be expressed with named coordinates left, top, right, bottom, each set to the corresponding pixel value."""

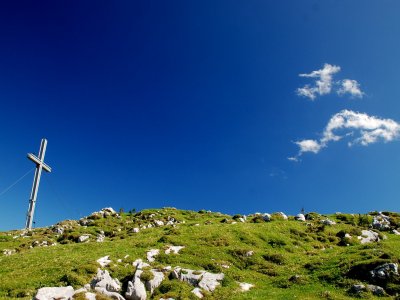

left=358, top=230, right=380, bottom=244
left=370, top=263, right=398, bottom=281
left=34, top=286, right=74, bottom=300
left=91, top=269, right=121, bottom=292
left=144, top=270, right=164, bottom=294
left=295, top=214, right=306, bottom=221
left=125, top=270, right=147, bottom=300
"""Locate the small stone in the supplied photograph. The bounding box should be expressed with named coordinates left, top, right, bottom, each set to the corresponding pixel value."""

left=239, top=282, right=254, bottom=292
left=97, top=256, right=112, bottom=267
left=78, top=235, right=90, bottom=243
left=165, top=246, right=184, bottom=255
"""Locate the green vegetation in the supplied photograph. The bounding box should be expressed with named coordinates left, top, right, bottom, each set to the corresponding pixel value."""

left=0, top=208, right=399, bottom=299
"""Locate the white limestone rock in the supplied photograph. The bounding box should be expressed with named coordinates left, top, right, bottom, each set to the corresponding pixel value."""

left=239, top=282, right=254, bottom=292
left=94, top=287, right=125, bottom=300
left=84, top=292, right=97, bottom=300
left=147, top=249, right=159, bottom=262
left=144, top=270, right=164, bottom=294
left=132, top=259, right=150, bottom=269
left=165, top=246, right=185, bottom=255
left=96, top=233, right=105, bottom=242
left=276, top=212, right=288, bottom=220
left=154, top=220, right=164, bottom=227
left=172, top=268, right=224, bottom=292
left=321, top=219, right=336, bottom=225
left=392, top=229, right=400, bottom=235
left=91, top=269, right=121, bottom=292
left=295, top=214, right=306, bottom=221
left=78, top=235, right=90, bottom=243
left=358, top=230, right=380, bottom=244
left=133, top=227, right=140, bottom=233
left=262, top=213, right=271, bottom=222
left=191, top=288, right=203, bottom=298
left=3, top=249, right=16, bottom=256
left=372, top=213, right=391, bottom=231
left=126, top=271, right=147, bottom=300
left=198, top=271, right=224, bottom=292
left=97, top=255, right=112, bottom=267
left=34, top=286, right=74, bottom=300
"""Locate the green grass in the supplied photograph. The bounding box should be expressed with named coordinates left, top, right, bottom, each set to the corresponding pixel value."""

left=1, top=208, right=399, bottom=299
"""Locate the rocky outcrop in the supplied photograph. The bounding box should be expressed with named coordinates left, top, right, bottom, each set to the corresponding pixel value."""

left=34, top=286, right=74, bottom=300
left=295, top=214, right=306, bottom=221
left=91, top=269, right=121, bottom=292
left=372, top=213, right=391, bottom=231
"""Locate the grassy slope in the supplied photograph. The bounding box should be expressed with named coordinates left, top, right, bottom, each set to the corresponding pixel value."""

left=0, top=208, right=399, bottom=300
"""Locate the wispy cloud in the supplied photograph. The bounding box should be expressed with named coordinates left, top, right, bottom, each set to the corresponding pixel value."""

left=289, top=110, right=400, bottom=161
left=338, top=79, right=364, bottom=98
left=296, top=64, right=363, bottom=100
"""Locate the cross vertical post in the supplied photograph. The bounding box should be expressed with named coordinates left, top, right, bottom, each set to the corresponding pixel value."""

left=25, top=139, right=52, bottom=230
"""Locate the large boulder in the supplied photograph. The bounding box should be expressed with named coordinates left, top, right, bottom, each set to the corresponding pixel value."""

left=295, top=214, right=306, bottom=221
left=34, top=286, right=74, bottom=300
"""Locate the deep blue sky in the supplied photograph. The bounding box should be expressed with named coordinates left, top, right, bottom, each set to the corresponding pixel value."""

left=1, top=1, right=400, bottom=230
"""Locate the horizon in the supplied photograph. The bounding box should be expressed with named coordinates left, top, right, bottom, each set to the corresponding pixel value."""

left=1, top=1, right=400, bottom=231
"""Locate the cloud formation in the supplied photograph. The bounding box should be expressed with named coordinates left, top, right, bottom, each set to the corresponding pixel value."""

left=296, top=64, right=363, bottom=100
left=289, top=110, right=400, bottom=161
left=338, top=79, right=364, bottom=98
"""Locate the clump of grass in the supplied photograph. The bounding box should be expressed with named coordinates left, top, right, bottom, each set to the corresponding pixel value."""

left=140, top=270, right=154, bottom=282
left=60, top=272, right=87, bottom=288
left=262, top=253, right=285, bottom=265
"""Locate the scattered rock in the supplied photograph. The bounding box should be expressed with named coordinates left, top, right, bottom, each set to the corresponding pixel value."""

left=165, top=246, right=185, bottom=254
left=295, top=214, right=306, bottom=221
left=262, top=213, right=271, bottom=222
left=154, top=220, right=164, bottom=227
left=245, top=250, right=254, bottom=257
left=3, top=249, right=16, bottom=256
left=392, top=229, right=400, bottom=235
left=238, top=217, right=245, bottom=223
left=275, top=212, right=288, bottom=220
left=239, top=282, right=254, bottom=292
left=191, top=287, right=203, bottom=298
left=132, top=259, right=150, bottom=269
left=132, top=228, right=140, bottom=233
left=34, top=286, right=74, bottom=300
left=321, top=219, right=336, bottom=225
left=97, top=255, right=112, bottom=268
left=146, top=249, right=159, bottom=262
left=78, top=235, right=90, bottom=243
left=358, top=230, right=380, bottom=244
left=370, top=263, right=398, bottom=281
left=94, top=287, right=125, bottom=300
left=172, top=268, right=224, bottom=293
left=126, top=270, right=146, bottom=300
left=367, top=284, right=385, bottom=296
left=96, top=233, right=105, bottom=242
left=372, top=213, right=391, bottom=231
left=144, top=270, right=164, bottom=294
left=91, top=269, right=121, bottom=292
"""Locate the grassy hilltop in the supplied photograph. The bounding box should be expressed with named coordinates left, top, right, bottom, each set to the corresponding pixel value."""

left=1, top=208, right=400, bottom=300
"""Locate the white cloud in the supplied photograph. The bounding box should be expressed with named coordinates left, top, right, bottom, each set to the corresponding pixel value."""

left=338, top=79, right=364, bottom=98
left=296, top=139, right=322, bottom=154
left=289, top=110, right=400, bottom=161
left=296, top=64, right=364, bottom=100
left=297, top=63, right=341, bottom=100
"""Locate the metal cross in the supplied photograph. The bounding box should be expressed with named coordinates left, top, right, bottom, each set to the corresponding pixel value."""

left=25, top=139, right=52, bottom=230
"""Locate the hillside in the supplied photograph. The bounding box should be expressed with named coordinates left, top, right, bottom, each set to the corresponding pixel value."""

left=1, top=208, right=400, bottom=300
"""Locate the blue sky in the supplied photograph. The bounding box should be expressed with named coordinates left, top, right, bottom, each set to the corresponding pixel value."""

left=1, top=1, right=400, bottom=230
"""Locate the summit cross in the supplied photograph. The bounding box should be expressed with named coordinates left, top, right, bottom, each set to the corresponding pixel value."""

left=25, top=138, right=52, bottom=230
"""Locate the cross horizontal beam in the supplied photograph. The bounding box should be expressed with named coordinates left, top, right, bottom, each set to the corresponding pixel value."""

left=27, top=153, right=52, bottom=173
